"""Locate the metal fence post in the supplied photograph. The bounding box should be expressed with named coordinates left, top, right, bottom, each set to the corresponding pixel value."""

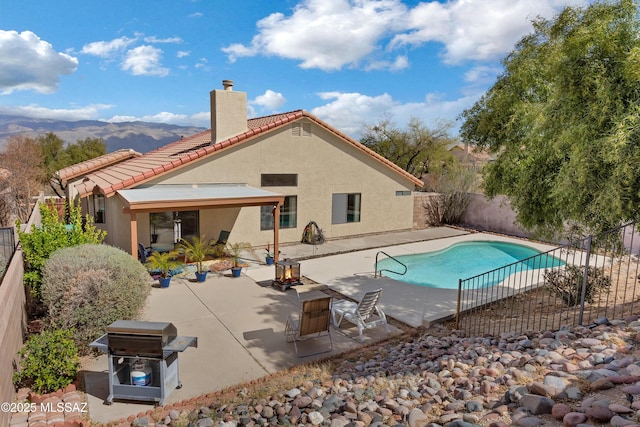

left=578, top=234, right=592, bottom=325
left=455, top=278, right=462, bottom=330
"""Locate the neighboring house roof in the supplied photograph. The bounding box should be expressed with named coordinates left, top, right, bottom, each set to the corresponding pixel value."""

left=74, top=110, right=423, bottom=198
left=450, top=144, right=494, bottom=165
left=55, top=148, right=142, bottom=184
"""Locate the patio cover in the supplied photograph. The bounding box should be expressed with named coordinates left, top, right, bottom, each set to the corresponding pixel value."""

left=116, top=184, right=285, bottom=260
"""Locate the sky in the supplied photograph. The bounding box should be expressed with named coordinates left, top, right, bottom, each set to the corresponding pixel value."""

left=0, top=0, right=588, bottom=142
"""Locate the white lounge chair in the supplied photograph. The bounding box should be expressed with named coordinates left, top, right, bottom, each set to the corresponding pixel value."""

left=331, top=288, right=390, bottom=342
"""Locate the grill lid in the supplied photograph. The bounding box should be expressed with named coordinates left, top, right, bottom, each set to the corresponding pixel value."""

left=106, top=320, right=177, bottom=339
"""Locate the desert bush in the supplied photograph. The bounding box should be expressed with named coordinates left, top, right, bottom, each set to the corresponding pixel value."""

left=17, top=201, right=106, bottom=299
left=42, top=244, right=150, bottom=351
left=13, top=329, right=79, bottom=394
left=544, top=265, right=611, bottom=306
left=423, top=165, right=477, bottom=225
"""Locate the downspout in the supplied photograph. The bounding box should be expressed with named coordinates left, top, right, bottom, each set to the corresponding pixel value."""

left=273, top=203, right=281, bottom=262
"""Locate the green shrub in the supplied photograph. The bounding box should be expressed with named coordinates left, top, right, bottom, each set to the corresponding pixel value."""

left=42, top=244, right=150, bottom=352
left=17, top=201, right=106, bottom=299
left=14, top=329, right=79, bottom=394
left=544, top=265, right=611, bottom=306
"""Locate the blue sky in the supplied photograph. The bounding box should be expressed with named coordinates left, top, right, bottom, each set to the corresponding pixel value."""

left=0, top=0, right=587, bottom=141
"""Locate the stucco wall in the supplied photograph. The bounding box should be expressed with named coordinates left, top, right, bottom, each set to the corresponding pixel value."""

left=414, top=192, right=531, bottom=237
left=0, top=198, right=38, bottom=427
left=104, top=119, right=417, bottom=250
left=0, top=249, right=26, bottom=427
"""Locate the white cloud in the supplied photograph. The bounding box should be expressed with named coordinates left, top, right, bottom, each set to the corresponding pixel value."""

left=223, top=0, right=407, bottom=71
left=0, top=30, right=78, bottom=94
left=189, top=12, right=203, bottom=18
left=224, top=0, right=586, bottom=70
left=251, top=90, right=287, bottom=110
left=311, top=92, right=398, bottom=136
left=0, top=103, right=112, bottom=120
left=391, top=0, right=588, bottom=64
left=81, top=36, right=136, bottom=58
left=311, top=90, right=478, bottom=139
left=177, top=50, right=191, bottom=58
left=107, top=111, right=209, bottom=127
left=121, top=45, right=169, bottom=77
left=144, top=36, right=183, bottom=44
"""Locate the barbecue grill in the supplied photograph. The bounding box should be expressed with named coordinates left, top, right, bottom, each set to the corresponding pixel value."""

left=89, top=320, right=197, bottom=405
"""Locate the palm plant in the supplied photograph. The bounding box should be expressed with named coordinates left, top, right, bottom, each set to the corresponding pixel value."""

left=225, top=242, right=253, bottom=268
left=144, top=250, right=183, bottom=278
left=178, top=235, right=215, bottom=273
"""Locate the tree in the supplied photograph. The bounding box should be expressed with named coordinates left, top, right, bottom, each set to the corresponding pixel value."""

left=16, top=201, right=106, bottom=300
left=0, top=136, right=45, bottom=222
left=361, top=117, right=458, bottom=178
left=39, top=133, right=106, bottom=197
left=459, top=0, right=640, bottom=239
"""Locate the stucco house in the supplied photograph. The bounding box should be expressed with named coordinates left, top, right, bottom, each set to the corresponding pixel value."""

left=57, top=80, right=423, bottom=259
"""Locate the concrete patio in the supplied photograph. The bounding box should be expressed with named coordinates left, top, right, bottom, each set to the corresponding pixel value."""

left=83, top=260, right=405, bottom=423
left=83, top=226, right=556, bottom=423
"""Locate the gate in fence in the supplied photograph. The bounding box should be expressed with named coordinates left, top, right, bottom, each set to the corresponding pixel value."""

left=455, top=222, right=640, bottom=337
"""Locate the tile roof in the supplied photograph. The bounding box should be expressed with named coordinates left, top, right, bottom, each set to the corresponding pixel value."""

left=74, top=110, right=423, bottom=198
left=56, top=148, right=142, bottom=183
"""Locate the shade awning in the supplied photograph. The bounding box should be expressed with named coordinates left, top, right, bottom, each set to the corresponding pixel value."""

left=117, top=183, right=284, bottom=213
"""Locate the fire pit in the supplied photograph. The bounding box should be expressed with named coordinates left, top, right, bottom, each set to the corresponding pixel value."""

left=273, top=259, right=301, bottom=291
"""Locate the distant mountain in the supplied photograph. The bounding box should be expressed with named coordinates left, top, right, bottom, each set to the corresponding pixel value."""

left=0, top=115, right=207, bottom=153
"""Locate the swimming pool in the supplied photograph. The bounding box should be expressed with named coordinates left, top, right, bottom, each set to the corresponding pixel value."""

left=376, top=240, right=564, bottom=289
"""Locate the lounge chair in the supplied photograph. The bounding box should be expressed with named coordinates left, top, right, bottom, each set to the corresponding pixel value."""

left=284, top=293, right=333, bottom=357
left=331, top=288, right=390, bottom=342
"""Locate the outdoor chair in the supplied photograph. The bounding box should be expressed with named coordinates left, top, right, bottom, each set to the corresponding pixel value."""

left=138, top=243, right=152, bottom=263
left=331, top=288, right=390, bottom=342
left=284, top=294, right=333, bottom=357
left=215, top=230, right=230, bottom=245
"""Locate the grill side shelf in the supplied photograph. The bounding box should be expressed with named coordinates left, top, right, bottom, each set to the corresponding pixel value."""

left=89, top=333, right=108, bottom=353
left=164, top=336, right=197, bottom=352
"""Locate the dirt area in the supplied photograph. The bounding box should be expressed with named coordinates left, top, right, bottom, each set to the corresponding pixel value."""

left=456, top=257, right=640, bottom=337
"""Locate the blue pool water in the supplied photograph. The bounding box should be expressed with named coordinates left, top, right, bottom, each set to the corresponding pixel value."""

left=377, top=240, right=564, bottom=289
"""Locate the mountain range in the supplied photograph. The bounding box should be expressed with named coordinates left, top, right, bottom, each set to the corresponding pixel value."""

left=0, top=115, right=206, bottom=154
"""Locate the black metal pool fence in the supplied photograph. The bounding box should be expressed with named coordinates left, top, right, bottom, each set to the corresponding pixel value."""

left=455, top=222, right=640, bottom=337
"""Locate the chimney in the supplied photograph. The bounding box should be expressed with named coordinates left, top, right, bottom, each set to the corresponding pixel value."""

left=210, top=79, right=247, bottom=143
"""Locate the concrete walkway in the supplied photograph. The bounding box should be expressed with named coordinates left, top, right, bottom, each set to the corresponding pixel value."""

left=83, top=226, right=556, bottom=423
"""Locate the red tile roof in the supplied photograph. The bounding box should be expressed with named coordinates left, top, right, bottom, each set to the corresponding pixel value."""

left=74, top=110, right=423, bottom=198
left=56, top=148, right=142, bottom=183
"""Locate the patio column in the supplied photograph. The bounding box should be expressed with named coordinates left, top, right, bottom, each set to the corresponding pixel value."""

left=273, top=203, right=280, bottom=262
left=129, top=212, right=138, bottom=258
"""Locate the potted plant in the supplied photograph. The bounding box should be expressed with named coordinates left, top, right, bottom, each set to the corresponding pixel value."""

left=144, top=250, right=183, bottom=288
left=265, top=243, right=274, bottom=265
left=178, top=235, right=215, bottom=282
left=149, top=213, right=172, bottom=244
left=226, top=242, right=253, bottom=277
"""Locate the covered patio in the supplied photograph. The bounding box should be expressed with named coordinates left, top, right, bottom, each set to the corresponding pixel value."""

left=116, top=184, right=285, bottom=260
